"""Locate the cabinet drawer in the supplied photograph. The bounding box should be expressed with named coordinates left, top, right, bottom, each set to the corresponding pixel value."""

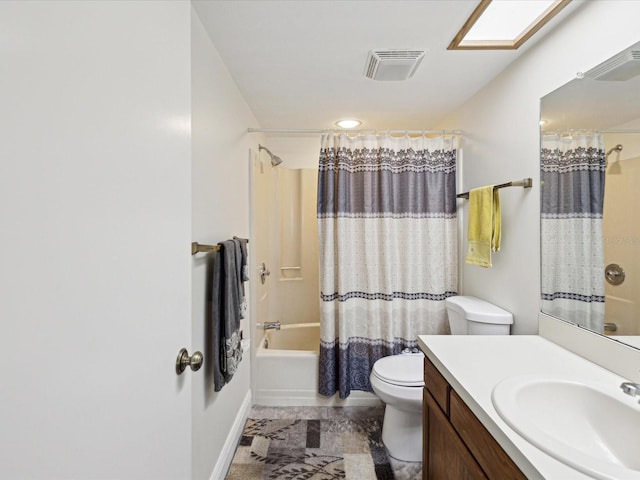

left=424, top=356, right=450, bottom=416
left=450, top=390, right=526, bottom=480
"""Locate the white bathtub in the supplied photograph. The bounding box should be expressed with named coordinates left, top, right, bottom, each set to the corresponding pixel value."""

left=263, top=322, right=321, bottom=352
left=254, top=322, right=381, bottom=407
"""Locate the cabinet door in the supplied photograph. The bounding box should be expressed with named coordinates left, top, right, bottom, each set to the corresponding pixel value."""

left=424, top=390, right=488, bottom=480
left=450, top=391, right=527, bottom=480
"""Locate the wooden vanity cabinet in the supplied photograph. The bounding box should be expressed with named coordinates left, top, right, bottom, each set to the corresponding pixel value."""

left=423, top=357, right=527, bottom=480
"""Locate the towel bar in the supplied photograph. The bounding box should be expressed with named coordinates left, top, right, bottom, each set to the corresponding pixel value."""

left=457, top=178, right=532, bottom=199
left=191, top=242, right=220, bottom=255
left=191, top=239, right=249, bottom=255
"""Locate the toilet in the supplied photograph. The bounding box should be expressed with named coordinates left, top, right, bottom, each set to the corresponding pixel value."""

left=445, top=295, right=513, bottom=335
left=370, top=350, right=425, bottom=462
left=369, top=296, right=513, bottom=462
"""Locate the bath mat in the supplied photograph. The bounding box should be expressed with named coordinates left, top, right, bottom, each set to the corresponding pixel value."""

left=226, top=417, right=395, bottom=480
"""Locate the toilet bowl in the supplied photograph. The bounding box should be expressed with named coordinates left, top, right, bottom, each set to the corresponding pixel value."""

left=370, top=296, right=513, bottom=462
left=369, top=350, right=424, bottom=462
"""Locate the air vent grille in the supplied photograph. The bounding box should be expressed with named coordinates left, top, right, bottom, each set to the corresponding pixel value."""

left=585, top=50, right=640, bottom=81
left=364, top=49, right=425, bottom=81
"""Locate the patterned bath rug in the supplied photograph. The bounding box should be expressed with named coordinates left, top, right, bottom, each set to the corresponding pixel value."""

left=226, top=416, right=395, bottom=480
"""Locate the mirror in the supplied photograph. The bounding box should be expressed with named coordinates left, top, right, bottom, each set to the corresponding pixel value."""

left=540, top=40, right=640, bottom=350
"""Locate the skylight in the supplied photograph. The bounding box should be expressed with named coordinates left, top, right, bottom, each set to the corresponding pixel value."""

left=449, top=0, right=571, bottom=50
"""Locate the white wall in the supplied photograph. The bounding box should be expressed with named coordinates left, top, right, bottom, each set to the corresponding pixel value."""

left=0, top=1, right=193, bottom=478
left=190, top=8, right=256, bottom=480
left=442, top=0, right=640, bottom=334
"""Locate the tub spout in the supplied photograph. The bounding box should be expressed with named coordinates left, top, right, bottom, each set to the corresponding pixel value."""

left=263, top=322, right=281, bottom=330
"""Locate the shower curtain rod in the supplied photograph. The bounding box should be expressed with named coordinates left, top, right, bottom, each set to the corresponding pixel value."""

left=543, top=129, right=640, bottom=135
left=247, top=128, right=463, bottom=135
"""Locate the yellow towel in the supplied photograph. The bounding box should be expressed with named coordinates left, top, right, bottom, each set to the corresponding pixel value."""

left=465, top=186, right=501, bottom=268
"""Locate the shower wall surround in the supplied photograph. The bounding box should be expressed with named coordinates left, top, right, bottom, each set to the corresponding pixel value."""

left=279, top=169, right=302, bottom=280
left=271, top=168, right=320, bottom=326
left=602, top=132, right=640, bottom=336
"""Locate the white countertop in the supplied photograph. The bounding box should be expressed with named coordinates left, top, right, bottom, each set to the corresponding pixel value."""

left=417, top=334, right=629, bottom=480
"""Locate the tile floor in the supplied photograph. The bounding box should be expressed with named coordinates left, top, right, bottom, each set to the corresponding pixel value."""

left=248, top=405, right=423, bottom=480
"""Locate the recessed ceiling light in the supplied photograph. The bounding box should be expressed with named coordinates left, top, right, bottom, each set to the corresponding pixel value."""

left=449, top=0, right=571, bottom=50
left=539, top=120, right=548, bottom=126
left=335, top=119, right=362, bottom=129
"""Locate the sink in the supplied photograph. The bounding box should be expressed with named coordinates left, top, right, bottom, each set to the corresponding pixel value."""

left=492, top=374, right=640, bottom=480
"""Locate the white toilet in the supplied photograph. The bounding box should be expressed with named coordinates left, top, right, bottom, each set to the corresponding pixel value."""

left=445, top=295, right=513, bottom=335
left=370, top=350, right=425, bottom=462
left=369, top=296, right=513, bottom=462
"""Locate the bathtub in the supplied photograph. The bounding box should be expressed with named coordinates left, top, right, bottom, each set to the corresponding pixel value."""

left=254, top=322, right=381, bottom=407
left=263, top=322, right=321, bottom=352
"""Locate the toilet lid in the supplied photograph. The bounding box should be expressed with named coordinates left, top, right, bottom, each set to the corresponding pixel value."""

left=372, top=354, right=424, bottom=387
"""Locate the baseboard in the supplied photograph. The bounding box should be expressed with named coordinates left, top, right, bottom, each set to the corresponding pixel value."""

left=209, top=388, right=252, bottom=480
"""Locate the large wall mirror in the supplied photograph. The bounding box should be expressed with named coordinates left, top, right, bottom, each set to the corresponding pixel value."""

left=540, top=40, right=640, bottom=350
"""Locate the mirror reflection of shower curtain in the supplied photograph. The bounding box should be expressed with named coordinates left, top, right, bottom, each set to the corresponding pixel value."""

left=541, top=133, right=606, bottom=332
left=317, top=133, right=458, bottom=399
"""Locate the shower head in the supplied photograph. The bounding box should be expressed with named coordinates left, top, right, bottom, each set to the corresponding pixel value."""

left=606, top=144, right=623, bottom=157
left=259, top=144, right=283, bottom=166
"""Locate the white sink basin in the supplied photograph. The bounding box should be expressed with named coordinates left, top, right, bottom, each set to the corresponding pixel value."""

left=492, top=374, right=640, bottom=480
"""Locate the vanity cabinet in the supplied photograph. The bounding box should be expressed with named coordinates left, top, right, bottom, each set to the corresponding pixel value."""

left=423, top=357, right=526, bottom=480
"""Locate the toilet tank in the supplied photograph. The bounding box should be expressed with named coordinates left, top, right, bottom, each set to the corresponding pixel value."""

left=445, top=296, right=513, bottom=335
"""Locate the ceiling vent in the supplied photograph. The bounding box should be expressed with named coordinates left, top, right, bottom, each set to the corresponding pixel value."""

left=585, top=49, right=640, bottom=81
left=364, top=49, right=425, bottom=81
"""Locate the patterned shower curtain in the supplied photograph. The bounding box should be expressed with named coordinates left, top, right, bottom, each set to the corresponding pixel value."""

left=540, top=133, right=606, bottom=332
left=317, top=133, right=458, bottom=399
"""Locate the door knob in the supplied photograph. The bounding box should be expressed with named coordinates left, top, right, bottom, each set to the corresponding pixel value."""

left=176, top=348, right=203, bottom=374
left=259, top=262, right=271, bottom=284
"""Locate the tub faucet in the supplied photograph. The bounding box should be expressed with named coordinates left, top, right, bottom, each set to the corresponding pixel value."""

left=263, top=322, right=281, bottom=331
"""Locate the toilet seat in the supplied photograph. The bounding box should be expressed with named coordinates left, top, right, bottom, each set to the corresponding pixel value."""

left=371, top=353, right=424, bottom=387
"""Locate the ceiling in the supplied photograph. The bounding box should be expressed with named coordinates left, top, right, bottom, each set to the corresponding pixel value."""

left=193, top=0, right=580, bottom=131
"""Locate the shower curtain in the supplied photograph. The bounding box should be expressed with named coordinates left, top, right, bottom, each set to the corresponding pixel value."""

left=540, top=133, right=606, bottom=332
left=317, top=133, right=458, bottom=399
